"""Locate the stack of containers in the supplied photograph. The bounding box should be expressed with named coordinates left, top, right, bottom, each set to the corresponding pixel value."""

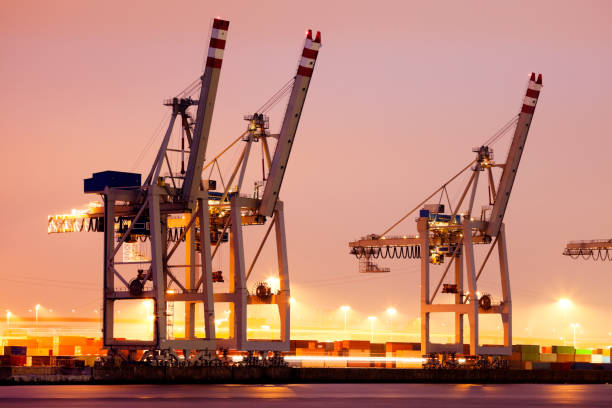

left=574, top=348, right=592, bottom=363
left=385, top=342, right=422, bottom=369
left=540, top=346, right=557, bottom=362
left=552, top=345, right=575, bottom=362
left=1, top=346, right=27, bottom=366
left=604, top=348, right=611, bottom=364
left=370, top=343, right=386, bottom=368
left=591, top=349, right=604, bottom=364
left=511, top=344, right=539, bottom=369
left=344, top=340, right=370, bottom=368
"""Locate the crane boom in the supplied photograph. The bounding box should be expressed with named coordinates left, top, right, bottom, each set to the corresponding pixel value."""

left=259, top=30, right=321, bottom=217
left=485, top=73, right=542, bottom=237
left=182, top=18, right=230, bottom=207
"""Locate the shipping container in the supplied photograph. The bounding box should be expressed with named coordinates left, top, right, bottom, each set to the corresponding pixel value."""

left=557, top=353, right=575, bottom=363
left=289, top=340, right=312, bottom=351
left=521, top=352, right=540, bottom=362
left=4, top=346, right=27, bottom=356
left=575, top=348, right=592, bottom=355
left=512, top=344, right=539, bottom=353
left=540, top=353, right=557, bottom=362
left=552, top=345, right=574, bottom=354
left=342, top=340, right=370, bottom=350
left=551, top=362, right=572, bottom=370
left=540, top=346, right=552, bottom=354
left=571, top=362, right=593, bottom=370
left=370, top=343, right=385, bottom=356
left=603, top=356, right=611, bottom=364
left=532, top=362, right=551, bottom=370
left=385, top=342, right=420, bottom=353
left=575, top=354, right=591, bottom=363
left=591, top=354, right=604, bottom=364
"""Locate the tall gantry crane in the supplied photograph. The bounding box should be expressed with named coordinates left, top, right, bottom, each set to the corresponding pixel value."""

left=350, top=73, right=543, bottom=356
left=48, top=19, right=321, bottom=364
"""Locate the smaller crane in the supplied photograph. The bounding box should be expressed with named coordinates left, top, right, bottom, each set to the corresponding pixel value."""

left=349, top=73, right=543, bottom=356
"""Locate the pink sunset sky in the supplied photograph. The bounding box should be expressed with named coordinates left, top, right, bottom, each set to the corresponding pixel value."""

left=1, top=1, right=612, bottom=342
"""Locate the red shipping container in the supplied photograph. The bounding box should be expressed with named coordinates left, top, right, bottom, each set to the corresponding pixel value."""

left=9, top=355, right=27, bottom=366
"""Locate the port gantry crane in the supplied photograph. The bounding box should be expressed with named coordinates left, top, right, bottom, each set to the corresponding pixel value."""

left=349, top=73, right=543, bottom=356
left=47, top=19, right=322, bottom=364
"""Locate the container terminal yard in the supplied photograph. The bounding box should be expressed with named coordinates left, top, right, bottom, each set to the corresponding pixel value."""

left=3, top=9, right=612, bottom=388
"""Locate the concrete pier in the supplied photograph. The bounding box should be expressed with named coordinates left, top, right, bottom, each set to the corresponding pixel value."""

left=2, top=366, right=612, bottom=385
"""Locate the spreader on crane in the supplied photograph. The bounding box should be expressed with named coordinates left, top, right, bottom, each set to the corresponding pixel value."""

left=48, top=19, right=321, bottom=364
left=349, top=73, right=543, bottom=356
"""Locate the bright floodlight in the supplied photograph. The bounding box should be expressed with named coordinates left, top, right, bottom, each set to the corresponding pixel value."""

left=557, top=298, right=572, bottom=309
left=368, top=316, right=377, bottom=322
left=386, top=307, right=397, bottom=316
left=35, top=304, right=40, bottom=311
left=340, top=305, right=350, bottom=312
left=289, top=297, right=296, bottom=305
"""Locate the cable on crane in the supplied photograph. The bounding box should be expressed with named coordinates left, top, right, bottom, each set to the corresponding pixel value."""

left=255, top=77, right=295, bottom=114
left=482, top=115, right=519, bottom=147
left=567, top=248, right=612, bottom=261
left=351, top=245, right=420, bottom=260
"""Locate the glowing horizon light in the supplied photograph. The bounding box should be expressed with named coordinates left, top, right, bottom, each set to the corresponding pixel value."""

left=557, top=298, right=573, bottom=309
left=265, top=276, right=281, bottom=293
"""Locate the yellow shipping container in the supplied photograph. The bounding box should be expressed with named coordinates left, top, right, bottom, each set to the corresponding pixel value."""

left=540, top=353, right=557, bottom=362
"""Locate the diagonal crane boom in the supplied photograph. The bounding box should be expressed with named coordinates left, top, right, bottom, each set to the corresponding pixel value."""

left=485, top=73, right=543, bottom=237
left=259, top=30, right=321, bottom=217
left=182, top=18, right=230, bottom=208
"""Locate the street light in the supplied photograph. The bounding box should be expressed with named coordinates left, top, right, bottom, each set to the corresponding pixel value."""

left=386, top=307, right=397, bottom=341
left=340, top=305, right=350, bottom=334
left=368, top=316, right=377, bottom=342
left=6, top=310, right=11, bottom=333
left=570, top=323, right=580, bottom=348
left=34, top=304, right=40, bottom=328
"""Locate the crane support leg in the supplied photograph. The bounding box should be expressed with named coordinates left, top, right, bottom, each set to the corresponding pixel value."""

left=454, top=252, right=464, bottom=346
left=275, top=202, right=290, bottom=345
left=198, top=194, right=216, bottom=340
left=185, top=218, right=196, bottom=339
left=498, top=224, right=512, bottom=350
left=462, top=221, right=479, bottom=356
left=418, top=218, right=430, bottom=353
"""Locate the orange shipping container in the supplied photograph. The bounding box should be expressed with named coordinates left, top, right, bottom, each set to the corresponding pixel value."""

left=557, top=353, right=575, bottom=363
left=343, top=340, right=370, bottom=350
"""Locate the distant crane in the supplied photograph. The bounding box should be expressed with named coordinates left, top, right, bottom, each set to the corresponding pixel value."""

left=349, top=73, right=543, bottom=356
left=48, top=19, right=321, bottom=364
left=563, top=240, right=612, bottom=261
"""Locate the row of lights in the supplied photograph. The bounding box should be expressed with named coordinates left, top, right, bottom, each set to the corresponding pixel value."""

left=339, top=305, right=398, bottom=341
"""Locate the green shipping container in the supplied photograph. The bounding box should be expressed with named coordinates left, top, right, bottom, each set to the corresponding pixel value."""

left=513, top=344, right=539, bottom=353
left=551, top=346, right=574, bottom=354
left=521, top=352, right=540, bottom=362
left=575, top=349, right=592, bottom=355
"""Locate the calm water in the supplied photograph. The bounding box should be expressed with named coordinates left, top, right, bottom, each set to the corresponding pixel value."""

left=1, top=383, right=612, bottom=407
